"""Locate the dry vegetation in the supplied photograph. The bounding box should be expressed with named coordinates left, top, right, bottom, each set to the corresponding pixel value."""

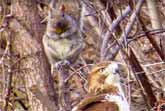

left=0, top=0, right=165, bottom=111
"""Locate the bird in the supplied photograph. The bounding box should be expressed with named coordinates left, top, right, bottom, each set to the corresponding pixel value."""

left=72, top=61, right=130, bottom=111
left=156, top=99, right=165, bottom=111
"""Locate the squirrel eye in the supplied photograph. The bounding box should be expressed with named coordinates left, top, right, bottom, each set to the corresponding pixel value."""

left=62, top=13, right=65, bottom=17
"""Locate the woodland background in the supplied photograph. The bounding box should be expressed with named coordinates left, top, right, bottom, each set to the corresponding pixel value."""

left=0, top=0, right=165, bottom=111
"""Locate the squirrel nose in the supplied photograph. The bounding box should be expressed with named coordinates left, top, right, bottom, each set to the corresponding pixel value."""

left=56, top=21, right=62, bottom=27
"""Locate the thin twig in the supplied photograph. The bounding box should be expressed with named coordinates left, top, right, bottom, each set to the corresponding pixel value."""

left=4, top=31, right=13, bottom=111
left=0, top=41, right=9, bottom=65
left=65, top=64, right=93, bottom=83
left=128, top=29, right=165, bottom=43
left=142, top=61, right=165, bottom=67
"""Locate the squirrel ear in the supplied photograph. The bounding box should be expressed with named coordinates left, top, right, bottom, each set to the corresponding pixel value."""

left=59, top=4, right=65, bottom=12
left=49, top=0, right=58, bottom=9
left=48, top=0, right=58, bottom=18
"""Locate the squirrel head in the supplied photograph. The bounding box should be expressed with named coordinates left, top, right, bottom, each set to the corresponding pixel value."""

left=47, top=4, right=71, bottom=35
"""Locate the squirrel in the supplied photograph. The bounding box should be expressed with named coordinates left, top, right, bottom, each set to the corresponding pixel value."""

left=42, top=0, right=84, bottom=72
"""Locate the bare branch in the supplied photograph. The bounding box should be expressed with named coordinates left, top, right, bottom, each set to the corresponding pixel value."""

left=106, top=0, right=145, bottom=60
left=101, top=6, right=131, bottom=60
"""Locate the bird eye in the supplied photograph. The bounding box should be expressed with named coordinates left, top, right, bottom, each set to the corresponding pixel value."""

left=99, top=68, right=105, bottom=73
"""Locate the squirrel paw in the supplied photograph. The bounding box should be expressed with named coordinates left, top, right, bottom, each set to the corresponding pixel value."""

left=54, top=60, right=70, bottom=69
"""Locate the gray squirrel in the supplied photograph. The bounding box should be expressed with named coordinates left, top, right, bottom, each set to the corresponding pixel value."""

left=42, top=0, right=84, bottom=72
